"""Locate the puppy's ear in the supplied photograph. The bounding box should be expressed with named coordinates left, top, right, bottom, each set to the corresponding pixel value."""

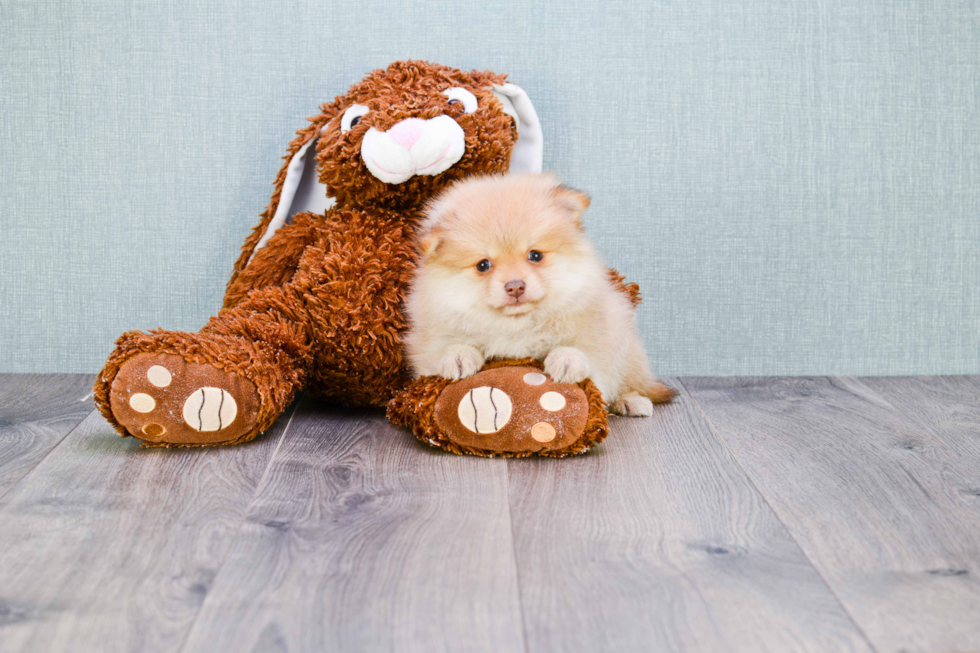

left=551, top=185, right=591, bottom=227
left=417, top=226, right=443, bottom=257
left=420, top=191, right=457, bottom=256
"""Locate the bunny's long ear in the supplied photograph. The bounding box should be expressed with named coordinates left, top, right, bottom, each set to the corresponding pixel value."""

left=229, top=120, right=335, bottom=280
left=252, top=134, right=334, bottom=257
left=492, top=83, right=544, bottom=173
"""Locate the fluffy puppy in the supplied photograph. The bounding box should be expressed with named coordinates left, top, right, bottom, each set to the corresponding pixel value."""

left=405, top=173, right=672, bottom=416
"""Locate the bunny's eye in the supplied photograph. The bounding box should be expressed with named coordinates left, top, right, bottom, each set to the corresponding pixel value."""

left=476, top=259, right=492, bottom=273
left=341, top=104, right=370, bottom=133
left=441, top=87, right=478, bottom=114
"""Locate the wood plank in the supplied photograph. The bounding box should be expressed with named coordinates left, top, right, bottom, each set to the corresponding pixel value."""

left=0, top=400, right=297, bottom=653
left=682, top=376, right=980, bottom=653
left=178, top=400, right=525, bottom=653
left=854, top=376, right=980, bottom=455
left=0, top=374, right=94, bottom=496
left=508, top=379, right=873, bottom=653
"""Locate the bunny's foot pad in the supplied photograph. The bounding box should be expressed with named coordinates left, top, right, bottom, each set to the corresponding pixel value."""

left=387, top=358, right=609, bottom=458
left=108, top=353, right=261, bottom=446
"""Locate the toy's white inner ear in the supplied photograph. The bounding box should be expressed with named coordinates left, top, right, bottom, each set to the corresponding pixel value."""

left=291, top=137, right=333, bottom=217
left=491, top=83, right=543, bottom=174
left=491, top=90, right=520, bottom=129
left=248, top=135, right=334, bottom=263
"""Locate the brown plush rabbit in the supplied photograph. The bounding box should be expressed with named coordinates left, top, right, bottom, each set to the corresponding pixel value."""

left=95, top=60, right=646, bottom=456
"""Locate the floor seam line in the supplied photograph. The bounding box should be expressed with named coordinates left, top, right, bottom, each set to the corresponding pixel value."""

left=677, top=376, right=883, bottom=653
left=173, top=395, right=304, bottom=653
left=505, top=459, right=532, bottom=653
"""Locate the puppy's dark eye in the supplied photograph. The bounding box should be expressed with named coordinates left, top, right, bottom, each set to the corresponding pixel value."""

left=527, top=250, right=544, bottom=263
left=476, top=259, right=492, bottom=273
left=349, top=116, right=361, bottom=128
left=447, top=99, right=461, bottom=106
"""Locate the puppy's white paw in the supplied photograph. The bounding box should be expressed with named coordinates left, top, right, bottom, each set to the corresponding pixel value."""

left=544, top=347, right=591, bottom=385
left=436, top=345, right=485, bottom=381
left=610, top=394, right=654, bottom=417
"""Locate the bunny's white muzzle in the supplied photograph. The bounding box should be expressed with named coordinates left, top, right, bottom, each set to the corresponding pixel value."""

left=361, top=116, right=466, bottom=184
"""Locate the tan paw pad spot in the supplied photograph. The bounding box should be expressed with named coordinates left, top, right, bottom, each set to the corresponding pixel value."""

left=141, top=423, right=166, bottom=438
left=523, top=372, right=547, bottom=386
left=531, top=422, right=556, bottom=443
left=129, top=393, right=156, bottom=413
left=182, top=387, right=238, bottom=432
left=539, top=391, right=566, bottom=412
left=146, top=365, right=172, bottom=387
left=457, top=386, right=513, bottom=434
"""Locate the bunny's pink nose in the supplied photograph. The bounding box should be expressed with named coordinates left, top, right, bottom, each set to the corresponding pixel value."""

left=387, top=118, right=425, bottom=151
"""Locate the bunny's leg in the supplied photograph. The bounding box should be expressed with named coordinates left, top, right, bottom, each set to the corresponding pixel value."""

left=388, top=359, right=611, bottom=458
left=94, top=283, right=313, bottom=446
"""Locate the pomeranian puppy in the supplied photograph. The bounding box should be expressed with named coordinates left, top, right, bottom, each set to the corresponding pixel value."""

left=405, top=173, right=673, bottom=416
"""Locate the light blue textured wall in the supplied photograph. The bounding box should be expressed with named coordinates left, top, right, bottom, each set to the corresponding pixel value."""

left=2, top=0, right=978, bottom=375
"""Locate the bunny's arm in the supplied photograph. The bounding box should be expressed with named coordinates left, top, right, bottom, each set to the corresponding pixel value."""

left=222, top=211, right=324, bottom=310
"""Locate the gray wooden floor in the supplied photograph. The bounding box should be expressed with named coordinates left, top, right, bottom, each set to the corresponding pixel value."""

left=0, top=375, right=978, bottom=653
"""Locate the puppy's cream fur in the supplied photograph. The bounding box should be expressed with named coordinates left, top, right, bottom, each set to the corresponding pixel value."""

left=405, top=173, right=671, bottom=416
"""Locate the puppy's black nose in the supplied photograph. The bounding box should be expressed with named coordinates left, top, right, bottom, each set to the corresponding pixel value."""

left=505, top=280, right=526, bottom=298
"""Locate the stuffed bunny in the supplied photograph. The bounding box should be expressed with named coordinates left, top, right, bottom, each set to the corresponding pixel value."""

left=95, top=60, right=622, bottom=456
